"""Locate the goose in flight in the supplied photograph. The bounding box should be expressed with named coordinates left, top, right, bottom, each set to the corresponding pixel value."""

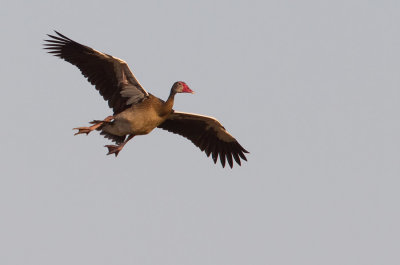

left=44, top=31, right=248, bottom=168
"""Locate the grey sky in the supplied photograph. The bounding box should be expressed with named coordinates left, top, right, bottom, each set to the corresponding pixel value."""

left=1, top=0, right=399, bottom=264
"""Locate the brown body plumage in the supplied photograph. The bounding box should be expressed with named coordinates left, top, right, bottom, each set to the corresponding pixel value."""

left=44, top=31, right=248, bottom=168
left=103, top=94, right=174, bottom=137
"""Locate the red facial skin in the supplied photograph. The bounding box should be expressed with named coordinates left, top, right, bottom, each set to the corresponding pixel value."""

left=179, top=81, right=194, bottom=93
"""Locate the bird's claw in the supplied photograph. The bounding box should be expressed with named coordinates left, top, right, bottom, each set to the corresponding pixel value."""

left=73, top=127, right=92, bottom=135
left=105, top=145, right=121, bottom=157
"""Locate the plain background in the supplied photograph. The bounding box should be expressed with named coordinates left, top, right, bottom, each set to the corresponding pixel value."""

left=1, top=0, right=399, bottom=264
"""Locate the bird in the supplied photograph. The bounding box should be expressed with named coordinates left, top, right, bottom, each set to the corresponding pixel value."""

left=44, top=31, right=248, bottom=168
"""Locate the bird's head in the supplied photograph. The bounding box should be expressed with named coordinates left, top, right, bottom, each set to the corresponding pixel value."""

left=172, top=81, right=194, bottom=94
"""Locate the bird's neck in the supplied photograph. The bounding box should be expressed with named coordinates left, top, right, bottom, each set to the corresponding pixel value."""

left=159, top=90, right=176, bottom=116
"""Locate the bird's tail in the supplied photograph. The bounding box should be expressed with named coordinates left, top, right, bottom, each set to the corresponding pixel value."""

left=91, top=119, right=126, bottom=144
left=100, top=131, right=126, bottom=144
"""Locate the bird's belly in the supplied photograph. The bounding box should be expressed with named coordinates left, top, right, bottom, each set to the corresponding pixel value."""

left=108, top=108, right=165, bottom=136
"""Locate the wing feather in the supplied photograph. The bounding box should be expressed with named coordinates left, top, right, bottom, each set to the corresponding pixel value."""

left=44, top=31, right=149, bottom=114
left=157, top=111, right=248, bottom=168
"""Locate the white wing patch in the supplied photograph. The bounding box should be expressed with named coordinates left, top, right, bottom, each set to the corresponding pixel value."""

left=121, top=84, right=146, bottom=104
left=112, top=57, right=148, bottom=105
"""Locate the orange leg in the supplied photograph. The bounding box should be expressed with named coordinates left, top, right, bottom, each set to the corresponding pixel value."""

left=73, top=116, right=114, bottom=136
left=105, top=134, right=135, bottom=157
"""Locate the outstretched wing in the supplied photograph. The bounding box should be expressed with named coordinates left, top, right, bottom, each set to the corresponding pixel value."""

left=44, top=31, right=149, bottom=114
left=158, top=111, right=248, bottom=168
